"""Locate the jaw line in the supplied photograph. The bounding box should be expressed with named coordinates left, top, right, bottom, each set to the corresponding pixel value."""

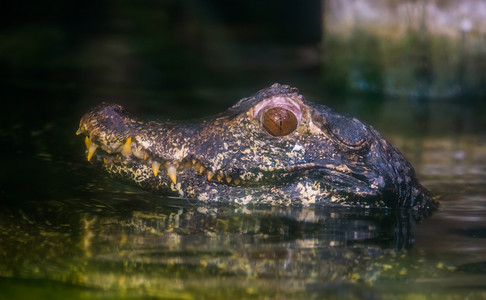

left=88, top=145, right=371, bottom=189
left=79, top=113, right=379, bottom=198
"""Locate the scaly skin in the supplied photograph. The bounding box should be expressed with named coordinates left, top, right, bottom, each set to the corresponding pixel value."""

left=77, top=84, right=437, bottom=212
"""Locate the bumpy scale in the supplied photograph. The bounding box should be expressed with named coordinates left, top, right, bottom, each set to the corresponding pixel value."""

left=76, top=83, right=437, bottom=213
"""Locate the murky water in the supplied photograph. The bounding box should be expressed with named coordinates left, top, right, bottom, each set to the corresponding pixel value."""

left=1, top=89, right=485, bottom=299
left=2, top=1, right=486, bottom=298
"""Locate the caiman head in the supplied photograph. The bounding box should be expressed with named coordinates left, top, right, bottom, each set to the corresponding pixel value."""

left=77, top=84, right=437, bottom=211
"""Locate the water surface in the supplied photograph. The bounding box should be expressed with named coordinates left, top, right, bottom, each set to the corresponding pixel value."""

left=2, top=1, right=486, bottom=298
left=1, top=90, right=485, bottom=299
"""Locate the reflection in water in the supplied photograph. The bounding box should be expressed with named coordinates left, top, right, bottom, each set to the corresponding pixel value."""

left=1, top=99, right=485, bottom=298
left=0, top=191, right=455, bottom=298
left=1, top=0, right=486, bottom=297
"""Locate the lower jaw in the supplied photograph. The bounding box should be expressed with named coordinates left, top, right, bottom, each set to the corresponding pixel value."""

left=91, top=156, right=384, bottom=206
left=93, top=160, right=329, bottom=205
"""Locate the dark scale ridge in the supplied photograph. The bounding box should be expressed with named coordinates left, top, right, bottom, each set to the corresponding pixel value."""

left=77, top=84, right=437, bottom=214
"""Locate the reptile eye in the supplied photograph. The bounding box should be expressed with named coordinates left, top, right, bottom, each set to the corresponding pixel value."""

left=261, top=107, right=298, bottom=136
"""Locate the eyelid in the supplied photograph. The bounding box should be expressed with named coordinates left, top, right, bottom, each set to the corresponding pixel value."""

left=253, top=96, right=302, bottom=126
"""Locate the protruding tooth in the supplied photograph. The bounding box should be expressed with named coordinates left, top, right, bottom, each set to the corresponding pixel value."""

left=87, top=143, right=98, bottom=161
left=85, top=136, right=91, bottom=150
left=217, top=174, right=223, bottom=182
left=167, top=165, right=177, bottom=185
left=152, top=161, right=160, bottom=177
left=143, top=152, right=148, bottom=161
left=85, top=136, right=98, bottom=161
left=122, top=137, right=132, bottom=155
left=192, top=159, right=197, bottom=165
left=234, top=179, right=240, bottom=185
left=103, top=158, right=107, bottom=165
left=226, top=177, right=232, bottom=184
left=76, top=128, right=83, bottom=135
left=199, top=165, right=205, bottom=174
left=207, top=171, right=214, bottom=181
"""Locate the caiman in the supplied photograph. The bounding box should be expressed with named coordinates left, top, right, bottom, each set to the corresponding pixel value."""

left=76, top=83, right=437, bottom=212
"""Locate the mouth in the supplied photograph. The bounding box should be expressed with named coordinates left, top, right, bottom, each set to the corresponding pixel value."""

left=75, top=103, right=245, bottom=188
left=77, top=129, right=247, bottom=186
left=76, top=102, right=384, bottom=202
left=77, top=127, right=381, bottom=199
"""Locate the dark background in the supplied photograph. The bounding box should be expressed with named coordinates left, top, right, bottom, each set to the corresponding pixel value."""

left=1, top=2, right=486, bottom=298
left=1, top=0, right=322, bottom=118
left=1, top=0, right=485, bottom=203
left=1, top=0, right=325, bottom=204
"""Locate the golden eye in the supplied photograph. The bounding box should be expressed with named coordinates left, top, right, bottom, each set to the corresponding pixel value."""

left=262, top=107, right=298, bottom=136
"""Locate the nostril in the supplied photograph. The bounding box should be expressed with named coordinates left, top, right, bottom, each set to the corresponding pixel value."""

left=89, top=103, right=132, bottom=133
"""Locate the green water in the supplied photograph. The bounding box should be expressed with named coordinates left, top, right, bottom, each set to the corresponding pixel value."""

left=1, top=86, right=485, bottom=299
left=2, top=1, right=486, bottom=299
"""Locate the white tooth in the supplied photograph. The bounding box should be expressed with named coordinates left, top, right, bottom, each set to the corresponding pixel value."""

left=152, top=161, right=160, bottom=177
left=167, top=165, right=177, bottom=185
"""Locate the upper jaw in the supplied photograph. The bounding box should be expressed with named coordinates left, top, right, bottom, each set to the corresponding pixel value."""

left=79, top=121, right=384, bottom=198
left=77, top=101, right=389, bottom=201
left=77, top=109, right=259, bottom=186
left=77, top=126, right=239, bottom=186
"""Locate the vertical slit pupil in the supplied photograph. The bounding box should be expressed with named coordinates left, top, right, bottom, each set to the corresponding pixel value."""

left=262, top=107, right=298, bottom=136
